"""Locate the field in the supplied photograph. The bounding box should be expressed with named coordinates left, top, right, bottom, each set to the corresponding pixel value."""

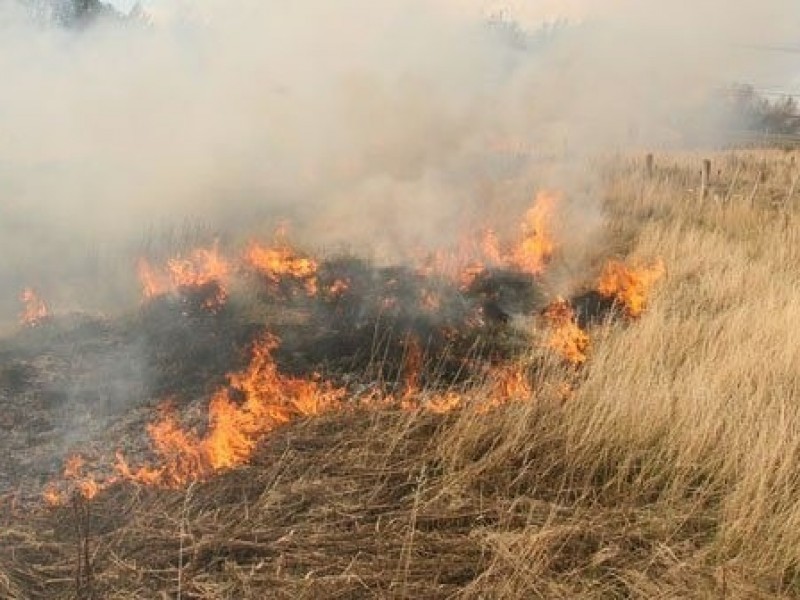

left=3, top=148, right=800, bottom=598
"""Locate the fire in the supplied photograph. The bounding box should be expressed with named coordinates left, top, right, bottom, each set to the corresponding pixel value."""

left=35, top=192, right=672, bottom=506
left=420, top=289, right=442, bottom=312
left=543, top=298, right=590, bottom=366
left=414, top=249, right=451, bottom=280
left=327, top=278, right=350, bottom=297
left=43, top=486, right=64, bottom=507
left=117, top=334, right=345, bottom=487
left=245, top=238, right=319, bottom=297
left=597, top=259, right=665, bottom=318
left=137, top=241, right=231, bottom=310
left=459, top=263, right=487, bottom=289
left=464, top=364, right=535, bottom=414
left=43, top=453, right=104, bottom=505
left=19, top=287, right=49, bottom=327
left=136, top=259, right=165, bottom=298
left=511, top=191, right=558, bottom=276
left=490, top=365, right=534, bottom=400
left=397, top=335, right=534, bottom=414
left=410, top=191, right=560, bottom=290
left=400, top=336, right=424, bottom=408
left=425, top=392, right=463, bottom=414
left=481, top=229, right=504, bottom=264
left=77, top=479, right=100, bottom=500
left=169, top=245, right=230, bottom=290
left=455, top=191, right=559, bottom=286
left=64, top=454, right=85, bottom=479
left=397, top=338, right=464, bottom=413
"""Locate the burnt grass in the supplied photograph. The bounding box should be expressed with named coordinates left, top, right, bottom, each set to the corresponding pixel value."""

left=0, top=258, right=641, bottom=599
left=277, top=258, right=547, bottom=385
left=0, top=258, right=608, bottom=497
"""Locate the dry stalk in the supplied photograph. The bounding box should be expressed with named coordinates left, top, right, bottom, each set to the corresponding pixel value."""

left=398, top=464, right=427, bottom=596
left=177, top=482, right=195, bottom=600
left=723, top=163, right=741, bottom=205
left=747, top=178, right=760, bottom=208
left=72, top=493, right=94, bottom=600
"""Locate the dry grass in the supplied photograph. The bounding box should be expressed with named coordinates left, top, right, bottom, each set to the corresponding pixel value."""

left=4, top=147, right=800, bottom=598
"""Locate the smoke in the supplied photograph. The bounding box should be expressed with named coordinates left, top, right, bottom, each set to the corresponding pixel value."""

left=0, top=0, right=797, bottom=319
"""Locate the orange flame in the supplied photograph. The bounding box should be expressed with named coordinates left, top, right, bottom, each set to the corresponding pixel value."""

left=169, top=245, right=230, bottom=288
left=44, top=453, right=104, bottom=505
left=490, top=364, right=534, bottom=400
left=46, top=328, right=550, bottom=502
left=511, top=191, right=558, bottom=276
left=245, top=240, right=319, bottom=296
left=43, top=486, right=64, bottom=507
left=454, top=191, right=559, bottom=286
left=77, top=479, right=100, bottom=500
left=397, top=337, right=464, bottom=413
left=543, top=298, right=590, bottom=366
left=64, top=454, right=85, bottom=479
left=117, top=335, right=344, bottom=487
left=459, top=263, right=487, bottom=289
left=136, top=259, right=166, bottom=298
left=425, top=391, right=463, bottom=414
left=137, top=242, right=231, bottom=310
left=472, top=364, right=534, bottom=413
left=597, top=259, right=665, bottom=318
left=35, top=198, right=673, bottom=504
left=399, top=336, right=424, bottom=409
left=397, top=335, right=534, bottom=414
left=327, top=278, right=350, bottom=297
left=481, top=228, right=503, bottom=264
left=19, top=288, right=49, bottom=327
left=410, top=191, right=560, bottom=290
left=420, top=289, right=442, bottom=312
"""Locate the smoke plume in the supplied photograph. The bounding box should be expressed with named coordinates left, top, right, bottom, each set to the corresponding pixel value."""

left=0, top=0, right=796, bottom=319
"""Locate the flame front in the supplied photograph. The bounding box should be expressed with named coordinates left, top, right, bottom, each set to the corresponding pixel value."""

left=457, top=191, right=559, bottom=286
left=43, top=454, right=103, bottom=505
left=543, top=298, right=590, bottom=366
left=137, top=242, right=231, bottom=310
left=413, top=191, right=560, bottom=289
left=511, top=191, right=558, bottom=276
left=19, top=288, right=49, bottom=327
left=246, top=241, right=319, bottom=296
left=37, top=191, right=669, bottom=506
left=597, top=259, right=665, bottom=318
left=117, top=335, right=344, bottom=487
left=398, top=336, right=533, bottom=414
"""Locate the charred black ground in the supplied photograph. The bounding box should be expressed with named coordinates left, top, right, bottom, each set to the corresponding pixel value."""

left=0, top=254, right=611, bottom=502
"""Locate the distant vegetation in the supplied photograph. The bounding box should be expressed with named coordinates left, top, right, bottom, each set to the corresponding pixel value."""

left=729, top=84, right=800, bottom=137
left=22, top=0, right=126, bottom=27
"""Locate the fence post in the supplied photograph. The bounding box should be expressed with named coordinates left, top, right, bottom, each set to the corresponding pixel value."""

left=700, top=159, right=711, bottom=201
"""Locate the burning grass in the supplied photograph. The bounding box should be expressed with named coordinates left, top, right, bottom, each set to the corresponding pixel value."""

left=18, top=288, right=49, bottom=328
left=6, top=149, right=800, bottom=598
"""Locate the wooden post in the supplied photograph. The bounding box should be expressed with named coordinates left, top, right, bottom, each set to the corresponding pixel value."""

left=645, top=153, right=654, bottom=179
left=700, top=158, right=711, bottom=201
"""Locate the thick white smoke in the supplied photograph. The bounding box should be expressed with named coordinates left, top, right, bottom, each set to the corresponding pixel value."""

left=0, top=0, right=797, bottom=319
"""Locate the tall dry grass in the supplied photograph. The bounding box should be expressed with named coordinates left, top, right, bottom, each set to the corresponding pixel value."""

left=431, top=148, right=800, bottom=597
left=5, top=148, right=800, bottom=599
